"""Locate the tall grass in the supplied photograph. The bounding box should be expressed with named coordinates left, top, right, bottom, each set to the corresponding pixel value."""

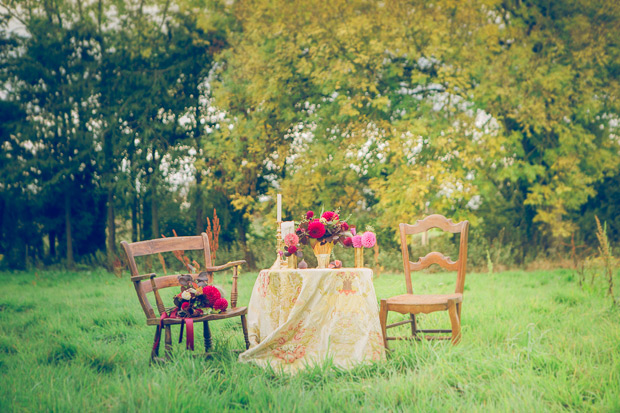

left=0, top=268, right=618, bottom=411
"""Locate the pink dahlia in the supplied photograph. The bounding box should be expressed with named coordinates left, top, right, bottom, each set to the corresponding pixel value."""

left=361, top=231, right=377, bottom=248
left=343, top=237, right=353, bottom=247
left=213, top=297, right=228, bottom=312
left=284, top=233, right=299, bottom=247
left=307, top=220, right=326, bottom=238
left=352, top=235, right=363, bottom=248
left=306, top=211, right=314, bottom=219
left=203, top=285, right=221, bottom=304
left=321, top=211, right=338, bottom=221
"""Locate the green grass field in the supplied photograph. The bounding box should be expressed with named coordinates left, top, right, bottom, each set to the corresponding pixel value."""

left=0, top=268, right=618, bottom=412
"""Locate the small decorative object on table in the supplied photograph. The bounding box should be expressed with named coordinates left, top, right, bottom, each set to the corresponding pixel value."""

left=282, top=233, right=303, bottom=269
left=296, top=209, right=353, bottom=268
left=345, top=227, right=377, bottom=268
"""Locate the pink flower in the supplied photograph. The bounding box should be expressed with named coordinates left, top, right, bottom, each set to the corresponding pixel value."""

left=213, top=297, right=228, bottom=311
left=307, top=220, right=326, bottom=238
left=350, top=226, right=357, bottom=235
left=284, top=233, right=299, bottom=247
left=203, top=285, right=221, bottom=304
left=306, top=211, right=314, bottom=219
left=362, top=231, right=377, bottom=248
left=181, top=302, right=190, bottom=310
left=287, top=245, right=297, bottom=254
left=352, top=235, right=363, bottom=248
left=340, top=221, right=349, bottom=231
left=343, top=237, right=353, bottom=247
left=321, top=211, right=337, bottom=221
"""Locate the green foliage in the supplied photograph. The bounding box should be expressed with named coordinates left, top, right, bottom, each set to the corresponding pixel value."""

left=1, top=0, right=619, bottom=270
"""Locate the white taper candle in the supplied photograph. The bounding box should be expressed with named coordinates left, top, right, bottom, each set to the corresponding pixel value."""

left=277, top=193, right=282, bottom=222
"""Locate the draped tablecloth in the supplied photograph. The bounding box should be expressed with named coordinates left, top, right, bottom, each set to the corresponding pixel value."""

left=239, top=268, right=385, bottom=372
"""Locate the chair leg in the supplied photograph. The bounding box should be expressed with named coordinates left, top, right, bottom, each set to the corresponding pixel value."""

left=203, top=321, right=212, bottom=353
left=151, top=326, right=162, bottom=361
left=456, top=302, right=462, bottom=320
left=379, top=299, right=389, bottom=350
left=164, top=325, right=172, bottom=358
left=240, top=314, right=250, bottom=350
left=447, top=300, right=461, bottom=345
left=410, top=313, right=417, bottom=338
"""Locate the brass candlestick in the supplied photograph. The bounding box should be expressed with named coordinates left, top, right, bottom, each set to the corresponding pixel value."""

left=276, top=220, right=286, bottom=268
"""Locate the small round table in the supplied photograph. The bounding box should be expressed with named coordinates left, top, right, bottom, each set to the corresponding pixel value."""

left=239, top=267, right=385, bottom=372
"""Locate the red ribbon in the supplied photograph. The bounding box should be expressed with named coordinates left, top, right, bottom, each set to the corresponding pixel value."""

left=152, top=309, right=195, bottom=356
left=178, top=318, right=194, bottom=351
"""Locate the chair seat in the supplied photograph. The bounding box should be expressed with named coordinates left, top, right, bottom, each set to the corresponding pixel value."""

left=146, top=306, right=248, bottom=325
left=386, top=293, right=462, bottom=314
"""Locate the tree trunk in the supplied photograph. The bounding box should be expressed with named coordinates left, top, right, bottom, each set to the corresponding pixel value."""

left=65, top=193, right=74, bottom=268
left=237, top=221, right=255, bottom=269
left=195, top=176, right=204, bottom=234
left=143, top=188, right=152, bottom=239
left=106, top=188, right=116, bottom=264
left=49, top=230, right=56, bottom=259
left=132, top=192, right=138, bottom=242
left=151, top=181, right=159, bottom=239
left=196, top=204, right=203, bottom=235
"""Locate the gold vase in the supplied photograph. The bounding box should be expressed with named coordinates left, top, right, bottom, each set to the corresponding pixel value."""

left=287, top=254, right=298, bottom=269
left=311, top=240, right=333, bottom=269
left=354, top=248, right=364, bottom=268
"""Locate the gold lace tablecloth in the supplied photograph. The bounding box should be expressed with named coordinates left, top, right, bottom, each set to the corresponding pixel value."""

left=238, top=268, right=385, bottom=372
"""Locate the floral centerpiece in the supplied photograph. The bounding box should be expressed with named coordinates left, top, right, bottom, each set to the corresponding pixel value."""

left=295, top=209, right=354, bottom=268
left=172, top=273, right=228, bottom=317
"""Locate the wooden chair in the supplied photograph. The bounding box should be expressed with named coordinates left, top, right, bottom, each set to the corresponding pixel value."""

left=121, top=233, right=250, bottom=361
left=379, top=214, right=469, bottom=349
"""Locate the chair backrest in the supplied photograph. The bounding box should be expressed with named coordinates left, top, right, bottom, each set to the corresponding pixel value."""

left=399, top=215, right=469, bottom=295
left=121, top=234, right=213, bottom=320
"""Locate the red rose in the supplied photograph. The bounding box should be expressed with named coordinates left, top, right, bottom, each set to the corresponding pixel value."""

left=306, top=211, right=314, bottom=219
left=343, top=237, right=353, bottom=247
left=203, top=285, right=221, bottom=304
left=307, top=220, right=326, bottom=238
left=288, top=245, right=297, bottom=254
left=341, top=221, right=349, bottom=231
left=321, top=211, right=336, bottom=221
left=213, top=297, right=228, bottom=311
left=181, top=302, right=190, bottom=310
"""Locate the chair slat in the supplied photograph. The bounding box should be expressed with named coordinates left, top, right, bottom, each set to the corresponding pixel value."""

left=409, top=251, right=458, bottom=271
left=140, top=274, right=183, bottom=294
left=401, top=214, right=466, bottom=235
left=129, top=236, right=205, bottom=257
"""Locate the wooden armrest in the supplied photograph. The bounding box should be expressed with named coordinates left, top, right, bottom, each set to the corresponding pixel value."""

left=131, top=273, right=157, bottom=282
left=203, top=260, right=246, bottom=273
